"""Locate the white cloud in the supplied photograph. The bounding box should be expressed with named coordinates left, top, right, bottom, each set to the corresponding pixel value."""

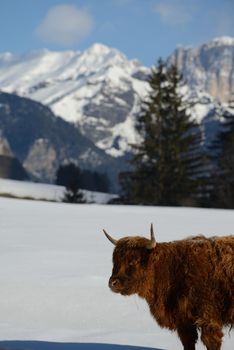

left=35, top=4, right=94, bottom=46
left=153, top=1, right=193, bottom=26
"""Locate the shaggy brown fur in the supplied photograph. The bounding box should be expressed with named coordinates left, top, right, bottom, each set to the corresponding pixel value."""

left=106, top=231, right=234, bottom=350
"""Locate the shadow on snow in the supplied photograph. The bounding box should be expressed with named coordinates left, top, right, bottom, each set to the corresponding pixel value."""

left=0, top=341, right=162, bottom=350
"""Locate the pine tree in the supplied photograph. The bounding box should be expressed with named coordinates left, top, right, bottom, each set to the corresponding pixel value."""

left=122, top=58, right=202, bottom=206
left=56, top=163, right=110, bottom=193
left=56, top=163, right=85, bottom=203
left=63, top=179, right=85, bottom=204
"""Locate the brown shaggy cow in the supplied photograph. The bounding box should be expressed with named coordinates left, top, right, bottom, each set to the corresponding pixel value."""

left=103, top=224, right=234, bottom=350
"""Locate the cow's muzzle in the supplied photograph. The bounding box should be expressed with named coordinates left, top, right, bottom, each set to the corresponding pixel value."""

left=109, top=277, right=122, bottom=293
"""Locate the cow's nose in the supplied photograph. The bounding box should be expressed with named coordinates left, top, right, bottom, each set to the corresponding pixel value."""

left=109, top=277, right=119, bottom=289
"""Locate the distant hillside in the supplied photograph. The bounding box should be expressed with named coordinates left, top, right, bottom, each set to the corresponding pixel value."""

left=0, top=92, right=123, bottom=191
left=0, top=156, right=28, bottom=180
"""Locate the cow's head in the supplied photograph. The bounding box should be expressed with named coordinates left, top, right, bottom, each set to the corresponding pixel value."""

left=103, top=224, right=156, bottom=296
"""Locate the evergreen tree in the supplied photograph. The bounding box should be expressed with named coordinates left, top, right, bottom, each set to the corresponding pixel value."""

left=56, top=163, right=85, bottom=203
left=122, top=58, right=202, bottom=206
left=56, top=164, right=110, bottom=193
left=63, top=179, right=85, bottom=204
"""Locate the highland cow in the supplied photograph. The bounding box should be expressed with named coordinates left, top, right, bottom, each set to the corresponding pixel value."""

left=103, top=224, right=234, bottom=350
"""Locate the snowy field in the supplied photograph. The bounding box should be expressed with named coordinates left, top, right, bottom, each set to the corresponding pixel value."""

left=0, top=196, right=233, bottom=350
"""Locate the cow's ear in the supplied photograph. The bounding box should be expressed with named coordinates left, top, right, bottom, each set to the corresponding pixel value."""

left=103, top=229, right=118, bottom=246
left=146, top=223, right=156, bottom=249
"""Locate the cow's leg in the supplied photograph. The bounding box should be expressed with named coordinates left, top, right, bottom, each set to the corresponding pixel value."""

left=177, top=324, right=198, bottom=350
left=201, top=323, right=223, bottom=350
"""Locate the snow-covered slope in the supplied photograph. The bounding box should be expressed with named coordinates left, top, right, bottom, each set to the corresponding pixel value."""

left=0, top=178, right=117, bottom=203
left=0, top=197, right=233, bottom=350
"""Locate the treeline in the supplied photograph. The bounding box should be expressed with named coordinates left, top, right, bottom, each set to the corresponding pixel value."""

left=118, top=58, right=234, bottom=209
left=55, top=59, right=234, bottom=208
left=56, top=163, right=110, bottom=203
left=56, top=163, right=109, bottom=192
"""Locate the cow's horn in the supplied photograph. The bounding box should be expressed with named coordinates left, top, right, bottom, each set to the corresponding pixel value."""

left=146, top=223, right=156, bottom=249
left=103, top=229, right=117, bottom=246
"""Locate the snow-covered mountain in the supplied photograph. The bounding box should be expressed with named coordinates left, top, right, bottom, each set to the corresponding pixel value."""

left=0, top=38, right=233, bottom=160
left=0, top=37, right=233, bottom=189
left=0, top=44, right=148, bottom=157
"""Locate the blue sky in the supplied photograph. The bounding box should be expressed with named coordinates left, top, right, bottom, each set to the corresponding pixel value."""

left=0, top=0, right=234, bottom=66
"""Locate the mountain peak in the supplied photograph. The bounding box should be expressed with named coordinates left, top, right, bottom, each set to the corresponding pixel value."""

left=170, top=36, right=234, bottom=102
left=85, top=43, right=128, bottom=64
left=87, top=43, right=113, bottom=55
left=209, top=36, right=234, bottom=47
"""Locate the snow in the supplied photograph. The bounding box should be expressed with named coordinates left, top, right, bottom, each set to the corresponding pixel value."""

left=174, top=37, right=234, bottom=56
left=96, top=112, right=140, bottom=157
left=0, top=178, right=116, bottom=204
left=0, top=43, right=149, bottom=156
left=0, top=194, right=233, bottom=350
